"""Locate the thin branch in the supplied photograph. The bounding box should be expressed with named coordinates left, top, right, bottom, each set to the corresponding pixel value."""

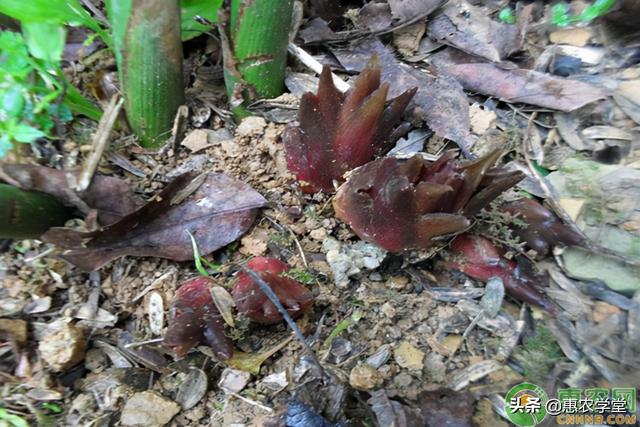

left=287, top=43, right=350, bottom=93
left=240, top=265, right=325, bottom=377
left=76, top=95, right=123, bottom=191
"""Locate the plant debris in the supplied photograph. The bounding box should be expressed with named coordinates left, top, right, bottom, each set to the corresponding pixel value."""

left=42, top=172, right=267, bottom=271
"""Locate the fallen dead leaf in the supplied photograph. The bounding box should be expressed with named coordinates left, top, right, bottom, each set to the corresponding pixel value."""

left=469, top=103, right=497, bottom=135
left=0, top=164, right=141, bottom=225
left=358, top=2, right=392, bottom=32
left=427, top=0, right=532, bottom=62
left=387, top=0, right=445, bottom=22
left=417, top=388, right=475, bottom=427
left=368, top=390, right=425, bottom=427
left=393, top=341, right=424, bottom=370
left=43, top=172, right=267, bottom=271
left=613, top=80, right=640, bottom=125
left=431, top=48, right=608, bottom=112
left=393, top=22, right=426, bottom=56
left=239, top=228, right=269, bottom=256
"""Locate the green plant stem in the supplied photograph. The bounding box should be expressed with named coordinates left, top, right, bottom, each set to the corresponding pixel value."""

left=224, top=0, right=293, bottom=118
left=0, top=184, right=72, bottom=239
left=107, top=0, right=184, bottom=147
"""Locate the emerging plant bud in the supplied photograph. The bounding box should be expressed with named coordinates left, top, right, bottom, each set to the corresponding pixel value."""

left=447, top=234, right=554, bottom=312
left=283, top=58, right=417, bottom=193
left=233, top=257, right=314, bottom=324
left=164, top=277, right=233, bottom=359
left=503, top=199, right=582, bottom=256
left=333, top=150, right=523, bottom=252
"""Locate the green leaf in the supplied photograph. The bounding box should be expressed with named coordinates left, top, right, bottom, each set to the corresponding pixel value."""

left=551, top=2, right=572, bottom=27
left=1, top=87, right=25, bottom=118
left=323, top=308, right=362, bottom=348
left=0, top=408, right=29, bottom=427
left=0, top=136, right=13, bottom=158
left=578, top=0, right=616, bottom=22
left=49, top=102, right=73, bottom=122
left=63, top=84, right=102, bottom=121
left=0, top=0, right=112, bottom=49
left=41, top=402, right=63, bottom=414
left=0, top=31, right=31, bottom=78
left=22, top=22, right=66, bottom=63
left=180, top=0, right=223, bottom=41
left=12, top=123, right=46, bottom=142
left=498, top=7, right=516, bottom=24
left=0, top=0, right=86, bottom=24
left=187, top=230, right=221, bottom=276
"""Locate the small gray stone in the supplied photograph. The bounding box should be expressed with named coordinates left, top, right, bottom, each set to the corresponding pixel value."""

left=120, top=391, right=180, bottom=426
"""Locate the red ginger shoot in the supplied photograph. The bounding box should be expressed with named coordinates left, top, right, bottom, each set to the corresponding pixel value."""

left=233, top=257, right=314, bottom=324
left=283, top=57, right=417, bottom=193
left=447, top=233, right=555, bottom=312
left=333, top=150, right=524, bottom=252
left=164, top=276, right=233, bottom=359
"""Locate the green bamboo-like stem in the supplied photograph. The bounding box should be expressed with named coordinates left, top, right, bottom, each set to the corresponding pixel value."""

left=223, top=0, right=293, bottom=118
left=0, top=184, right=72, bottom=239
left=107, top=0, right=184, bottom=147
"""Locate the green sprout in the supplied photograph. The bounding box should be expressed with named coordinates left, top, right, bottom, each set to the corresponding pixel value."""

left=551, top=0, right=616, bottom=27
left=323, top=308, right=363, bottom=348
left=498, top=7, right=516, bottom=24
left=187, top=230, right=221, bottom=277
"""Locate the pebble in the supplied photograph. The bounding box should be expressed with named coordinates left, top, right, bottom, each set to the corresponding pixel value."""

left=38, top=321, right=86, bottom=372
left=219, top=368, right=251, bottom=394
left=394, top=341, right=425, bottom=371
left=380, top=302, right=396, bottom=319
left=236, top=116, right=267, bottom=137
left=309, top=228, right=327, bottom=240
left=393, top=372, right=414, bottom=388
left=120, top=391, right=180, bottom=426
left=349, top=364, right=383, bottom=390
left=0, top=318, right=28, bottom=344
left=366, top=344, right=392, bottom=369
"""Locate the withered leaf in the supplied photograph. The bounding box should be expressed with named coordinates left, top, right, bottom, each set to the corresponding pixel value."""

left=431, top=48, right=608, bottom=112
left=387, top=0, right=445, bottom=22
left=333, top=38, right=475, bottom=154
left=43, top=172, right=267, bottom=271
left=368, top=390, right=425, bottom=427
left=416, top=388, right=474, bottom=427
left=427, top=0, right=532, bottom=62
left=0, top=163, right=141, bottom=225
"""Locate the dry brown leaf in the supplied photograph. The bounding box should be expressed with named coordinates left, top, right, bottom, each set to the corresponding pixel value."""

left=0, top=164, right=141, bottom=225
left=43, top=172, right=267, bottom=271
left=432, top=48, right=608, bottom=112
left=427, top=0, right=532, bottom=62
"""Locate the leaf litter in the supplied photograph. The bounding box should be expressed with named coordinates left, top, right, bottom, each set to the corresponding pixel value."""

left=42, top=172, right=267, bottom=271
